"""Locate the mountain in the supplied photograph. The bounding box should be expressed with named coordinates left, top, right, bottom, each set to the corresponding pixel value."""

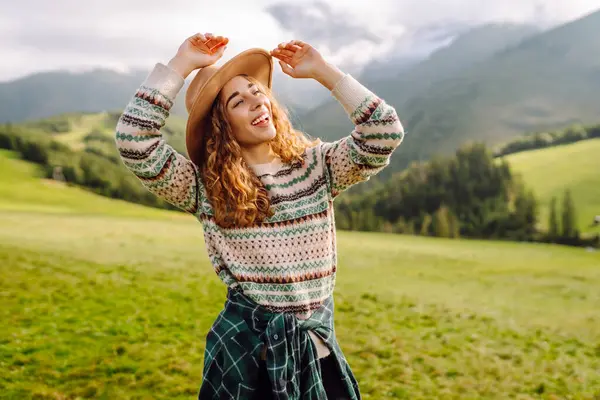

left=298, top=23, right=538, bottom=164
left=271, top=71, right=330, bottom=115
left=299, top=13, right=600, bottom=176
left=0, top=64, right=349, bottom=124
left=5, top=11, right=600, bottom=181
left=396, top=10, right=600, bottom=165
left=0, top=19, right=466, bottom=124
left=1, top=69, right=143, bottom=123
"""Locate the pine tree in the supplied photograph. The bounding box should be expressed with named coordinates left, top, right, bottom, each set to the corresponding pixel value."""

left=548, top=196, right=559, bottom=241
left=561, top=189, right=578, bottom=239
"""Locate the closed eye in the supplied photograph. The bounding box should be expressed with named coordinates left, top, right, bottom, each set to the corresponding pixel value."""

left=233, top=90, right=262, bottom=108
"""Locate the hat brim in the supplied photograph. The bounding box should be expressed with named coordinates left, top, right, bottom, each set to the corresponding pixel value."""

left=185, top=48, right=274, bottom=167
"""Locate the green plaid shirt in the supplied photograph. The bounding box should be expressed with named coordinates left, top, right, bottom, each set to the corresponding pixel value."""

left=197, top=287, right=360, bottom=399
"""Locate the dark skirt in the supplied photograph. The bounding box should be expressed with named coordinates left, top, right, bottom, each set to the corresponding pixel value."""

left=253, top=353, right=350, bottom=399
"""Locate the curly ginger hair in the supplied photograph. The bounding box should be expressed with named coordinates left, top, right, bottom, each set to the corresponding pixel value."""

left=200, top=75, right=319, bottom=228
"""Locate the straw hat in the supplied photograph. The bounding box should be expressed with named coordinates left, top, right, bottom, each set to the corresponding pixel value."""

left=184, top=48, right=274, bottom=167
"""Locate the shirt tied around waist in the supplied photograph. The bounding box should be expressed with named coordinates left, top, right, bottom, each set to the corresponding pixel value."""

left=197, top=287, right=361, bottom=399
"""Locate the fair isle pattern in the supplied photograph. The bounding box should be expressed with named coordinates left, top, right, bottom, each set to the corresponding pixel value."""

left=115, top=62, right=404, bottom=315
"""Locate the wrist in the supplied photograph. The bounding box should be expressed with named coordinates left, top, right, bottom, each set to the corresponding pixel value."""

left=313, top=62, right=345, bottom=91
left=167, top=56, right=195, bottom=79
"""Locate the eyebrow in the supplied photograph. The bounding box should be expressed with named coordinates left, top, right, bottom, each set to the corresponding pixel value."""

left=225, top=82, right=256, bottom=108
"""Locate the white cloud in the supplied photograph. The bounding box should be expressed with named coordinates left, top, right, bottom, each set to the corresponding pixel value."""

left=1, top=0, right=598, bottom=81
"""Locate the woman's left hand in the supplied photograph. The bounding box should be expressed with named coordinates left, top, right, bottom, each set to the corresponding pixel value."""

left=270, top=40, right=345, bottom=90
left=270, top=40, right=328, bottom=80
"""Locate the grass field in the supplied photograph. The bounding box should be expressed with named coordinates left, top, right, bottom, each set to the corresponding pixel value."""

left=0, top=150, right=182, bottom=220
left=505, top=139, right=600, bottom=236
left=2, top=150, right=600, bottom=399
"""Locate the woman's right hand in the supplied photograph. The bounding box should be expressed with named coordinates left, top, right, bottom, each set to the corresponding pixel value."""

left=168, top=32, right=229, bottom=78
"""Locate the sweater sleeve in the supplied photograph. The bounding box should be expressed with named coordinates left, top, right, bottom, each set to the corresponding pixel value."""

left=320, top=74, right=405, bottom=199
left=114, top=63, right=201, bottom=214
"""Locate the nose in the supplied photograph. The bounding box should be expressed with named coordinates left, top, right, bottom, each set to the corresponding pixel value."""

left=250, top=96, right=266, bottom=111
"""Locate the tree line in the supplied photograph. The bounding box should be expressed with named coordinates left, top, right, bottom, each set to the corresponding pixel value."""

left=494, top=123, right=600, bottom=157
left=334, top=142, right=598, bottom=248
left=1, top=122, right=597, bottom=248
left=335, top=143, right=537, bottom=240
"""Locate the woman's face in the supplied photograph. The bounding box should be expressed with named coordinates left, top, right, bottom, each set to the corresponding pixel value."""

left=220, top=75, right=276, bottom=148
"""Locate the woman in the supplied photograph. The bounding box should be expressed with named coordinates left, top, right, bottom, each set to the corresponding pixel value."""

left=115, top=32, right=404, bottom=399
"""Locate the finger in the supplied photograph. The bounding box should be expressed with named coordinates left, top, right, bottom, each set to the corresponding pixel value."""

left=205, top=32, right=213, bottom=38
left=279, top=60, right=295, bottom=77
left=272, top=48, right=295, bottom=58
left=213, top=43, right=227, bottom=56
left=208, top=36, right=228, bottom=45
left=195, top=33, right=207, bottom=42
left=290, top=40, right=307, bottom=48
left=208, top=35, right=224, bottom=44
left=207, top=37, right=228, bottom=53
left=283, top=42, right=301, bottom=51
left=205, top=39, right=219, bottom=50
left=272, top=54, right=294, bottom=65
left=210, top=42, right=227, bottom=54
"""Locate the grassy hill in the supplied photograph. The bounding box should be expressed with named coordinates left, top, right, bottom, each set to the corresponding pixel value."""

left=300, top=11, right=600, bottom=177
left=0, top=149, right=185, bottom=220
left=16, top=111, right=188, bottom=158
left=1, top=150, right=600, bottom=398
left=506, top=138, right=600, bottom=236
left=0, top=111, right=190, bottom=211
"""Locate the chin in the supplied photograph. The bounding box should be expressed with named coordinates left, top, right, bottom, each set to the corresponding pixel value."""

left=255, top=125, right=277, bottom=143
left=265, top=126, right=277, bottom=140
left=242, top=123, right=277, bottom=146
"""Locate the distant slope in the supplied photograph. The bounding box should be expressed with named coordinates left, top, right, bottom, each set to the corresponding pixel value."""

left=301, top=12, right=600, bottom=177
left=0, top=149, right=184, bottom=219
left=0, top=23, right=535, bottom=128
left=298, top=23, right=538, bottom=172
left=371, top=23, right=539, bottom=104
left=2, top=112, right=189, bottom=211
left=0, top=65, right=332, bottom=124
left=16, top=111, right=189, bottom=158
left=0, top=68, right=181, bottom=123
left=506, top=139, right=600, bottom=235
left=398, top=10, right=600, bottom=162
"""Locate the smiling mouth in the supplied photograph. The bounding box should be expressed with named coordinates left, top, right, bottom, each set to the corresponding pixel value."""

left=251, top=112, right=271, bottom=127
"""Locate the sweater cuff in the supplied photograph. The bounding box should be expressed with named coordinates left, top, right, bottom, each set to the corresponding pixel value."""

left=143, top=62, right=186, bottom=101
left=331, top=74, right=374, bottom=115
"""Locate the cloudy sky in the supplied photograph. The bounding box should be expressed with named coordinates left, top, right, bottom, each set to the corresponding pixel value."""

left=1, top=0, right=599, bottom=82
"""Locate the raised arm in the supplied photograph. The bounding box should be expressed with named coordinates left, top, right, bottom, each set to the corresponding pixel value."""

left=271, top=40, right=404, bottom=199
left=115, top=32, right=229, bottom=213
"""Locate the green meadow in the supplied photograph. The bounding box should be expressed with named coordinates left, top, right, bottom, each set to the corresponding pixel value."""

left=505, top=138, right=600, bottom=236
left=1, top=149, right=600, bottom=399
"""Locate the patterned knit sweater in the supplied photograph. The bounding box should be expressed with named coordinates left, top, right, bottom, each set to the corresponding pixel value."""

left=115, top=62, right=404, bottom=316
